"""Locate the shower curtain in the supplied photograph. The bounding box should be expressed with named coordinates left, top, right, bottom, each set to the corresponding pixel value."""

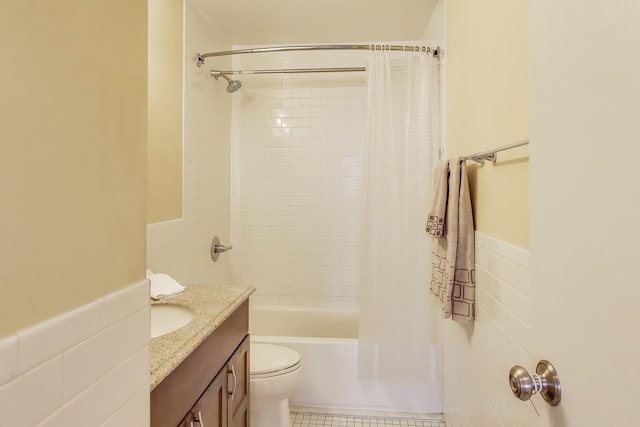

left=358, top=49, right=441, bottom=385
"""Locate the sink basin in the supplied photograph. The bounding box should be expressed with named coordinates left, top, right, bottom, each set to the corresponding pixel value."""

left=150, top=304, right=194, bottom=338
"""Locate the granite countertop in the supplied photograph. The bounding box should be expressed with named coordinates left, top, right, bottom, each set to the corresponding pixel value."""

left=150, top=284, right=255, bottom=390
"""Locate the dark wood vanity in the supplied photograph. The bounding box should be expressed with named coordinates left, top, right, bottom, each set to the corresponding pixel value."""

left=151, top=301, right=250, bottom=427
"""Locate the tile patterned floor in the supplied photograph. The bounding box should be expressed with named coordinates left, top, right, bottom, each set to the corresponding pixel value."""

left=291, top=412, right=446, bottom=427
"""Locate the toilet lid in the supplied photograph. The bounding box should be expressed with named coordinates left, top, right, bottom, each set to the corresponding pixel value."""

left=251, top=343, right=301, bottom=379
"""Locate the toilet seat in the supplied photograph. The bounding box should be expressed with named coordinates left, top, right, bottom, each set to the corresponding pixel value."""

left=251, top=343, right=301, bottom=379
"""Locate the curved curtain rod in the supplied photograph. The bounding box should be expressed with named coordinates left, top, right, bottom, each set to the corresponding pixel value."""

left=196, top=44, right=440, bottom=67
left=210, top=67, right=366, bottom=76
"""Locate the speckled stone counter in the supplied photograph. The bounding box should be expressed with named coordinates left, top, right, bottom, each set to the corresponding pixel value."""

left=150, top=284, right=255, bottom=390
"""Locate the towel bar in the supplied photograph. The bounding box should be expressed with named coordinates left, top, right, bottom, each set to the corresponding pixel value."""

left=464, top=139, right=529, bottom=164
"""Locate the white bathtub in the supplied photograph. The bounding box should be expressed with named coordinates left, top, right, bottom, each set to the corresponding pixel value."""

left=249, top=305, right=442, bottom=414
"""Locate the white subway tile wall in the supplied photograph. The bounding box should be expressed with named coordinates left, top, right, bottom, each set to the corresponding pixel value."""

left=146, top=3, right=232, bottom=286
left=444, top=232, right=536, bottom=427
left=0, top=280, right=150, bottom=427
left=0, top=335, right=18, bottom=386
left=229, top=47, right=370, bottom=307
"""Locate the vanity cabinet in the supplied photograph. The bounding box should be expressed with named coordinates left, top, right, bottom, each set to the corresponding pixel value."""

left=178, top=337, right=249, bottom=427
left=151, top=301, right=250, bottom=427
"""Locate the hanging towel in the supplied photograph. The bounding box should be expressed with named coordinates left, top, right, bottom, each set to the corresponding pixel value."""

left=428, top=158, right=476, bottom=321
left=425, top=160, right=449, bottom=238
left=149, top=273, right=186, bottom=300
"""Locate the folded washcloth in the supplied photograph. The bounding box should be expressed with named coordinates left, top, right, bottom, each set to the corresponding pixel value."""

left=429, top=158, right=476, bottom=321
left=425, top=160, right=449, bottom=238
left=149, top=273, right=185, bottom=300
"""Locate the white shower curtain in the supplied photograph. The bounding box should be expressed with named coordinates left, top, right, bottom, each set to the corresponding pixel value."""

left=358, top=49, right=441, bottom=385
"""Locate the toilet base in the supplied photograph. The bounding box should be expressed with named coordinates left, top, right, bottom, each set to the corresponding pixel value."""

left=250, top=398, right=291, bottom=427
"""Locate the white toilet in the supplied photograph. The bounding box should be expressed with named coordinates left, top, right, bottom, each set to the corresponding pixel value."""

left=250, top=343, right=302, bottom=427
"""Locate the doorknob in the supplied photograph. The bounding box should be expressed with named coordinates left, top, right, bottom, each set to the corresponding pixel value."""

left=509, top=360, right=561, bottom=406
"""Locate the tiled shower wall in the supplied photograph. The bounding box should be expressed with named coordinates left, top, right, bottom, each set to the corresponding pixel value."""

left=146, top=3, right=232, bottom=285
left=444, top=233, right=536, bottom=426
left=229, top=48, right=369, bottom=307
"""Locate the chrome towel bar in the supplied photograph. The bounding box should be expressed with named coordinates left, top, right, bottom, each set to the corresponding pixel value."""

left=464, top=139, right=529, bottom=164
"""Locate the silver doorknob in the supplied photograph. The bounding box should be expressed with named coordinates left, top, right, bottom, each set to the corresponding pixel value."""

left=509, top=360, right=561, bottom=406
left=211, top=236, right=232, bottom=262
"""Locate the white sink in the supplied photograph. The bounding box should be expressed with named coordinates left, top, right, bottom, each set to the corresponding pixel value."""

left=150, top=304, right=194, bottom=338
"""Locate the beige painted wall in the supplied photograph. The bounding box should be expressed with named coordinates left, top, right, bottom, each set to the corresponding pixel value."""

left=0, top=1, right=147, bottom=338
left=442, top=1, right=532, bottom=424
left=148, top=0, right=183, bottom=224
left=446, top=0, right=529, bottom=248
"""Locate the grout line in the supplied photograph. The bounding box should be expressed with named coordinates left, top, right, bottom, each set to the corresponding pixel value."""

left=290, top=411, right=446, bottom=427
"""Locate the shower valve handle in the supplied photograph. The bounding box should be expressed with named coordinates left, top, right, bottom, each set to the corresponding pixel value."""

left=211, top=235, right=232, bottom=262
left=214, top=243, right=233, bottom=254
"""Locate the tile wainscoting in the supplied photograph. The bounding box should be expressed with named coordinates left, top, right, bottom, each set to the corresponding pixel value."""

left=0, top=280, right=150, bottom=426
left=444, top=232, right=535, bottom=426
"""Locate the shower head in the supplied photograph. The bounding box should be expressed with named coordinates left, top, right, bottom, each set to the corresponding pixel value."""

left=219, top=74, right=242, bottom=93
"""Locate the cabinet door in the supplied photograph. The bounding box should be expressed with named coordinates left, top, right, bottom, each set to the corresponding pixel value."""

left=196, top=367, right=228, bottom=427
left=227, top=336, right=250, bottom=427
